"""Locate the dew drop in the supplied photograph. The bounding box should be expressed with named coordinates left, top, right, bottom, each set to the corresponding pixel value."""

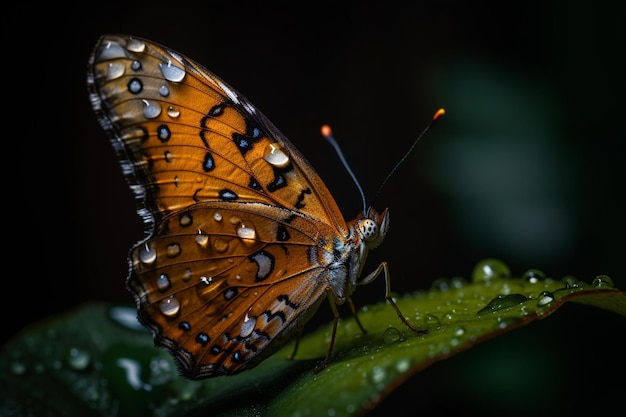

left=128, top=78, right=143, bottom=94
left=371, top=365, right=386, bottom=384
left=523, top=268, right=546, bottom=284
left=453, top=326, right=466, bottom=337
left=183, top=268, right=192, bottom=282
left=142, top=99, right=162, bottom=119
left=159, top=61, right=186, bottom=82
left=442, top=312, right=455, bottom=322
left=131, top=60, right=141, bottom=71
left=592, top=275, right=614, bottom=288
left=396, top=358, right=411, bottom=373
left=471, top=258, right=511, bottom=284
left=126, top=38, right=146, bottom=52
left=164, top=150, right=173, bottom=162
left=167, top=106, right=180, bottom=118
left=236, top=223, right=257, bottom=240
left=98, top=42, right=126, bottom=60
left=159, top=296, right=180, bottom=317
left=193, top=231, right=208, bottom=248
left=213, top=211, right=223, bottom=222
left=477, top=293, right=528, bottom=315
left=166, top=243, right=181, bottom=258
left=240, top=312, right=256, bottom=337
left=66, top=347, right=91, bottom=371
left=106, top=62, right=125, bottom=80
left=537, top=291, right=555, bottom=306
left=423, top=314, right=441, bottom=328
left=158, top=84, right=170, bottom=97
left=138, top=243, right=157, bottom=264
left=383, top=327, right=401, bottom=343
left=213, top=238, right=229, bottom=253
left=156, top=274, right=171, bottom=291
left=178, top=214, right=191, bottom=228
left=263, top=143, right=290, bottom=167
left=561, top=275, right=581, bottom=289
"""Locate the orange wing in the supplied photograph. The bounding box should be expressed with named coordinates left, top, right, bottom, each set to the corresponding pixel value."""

left=128, top=202, right=342, bottom=377
left=88, top=34, right=347, bottom=234
left=87, top=34, right=355, bottom=378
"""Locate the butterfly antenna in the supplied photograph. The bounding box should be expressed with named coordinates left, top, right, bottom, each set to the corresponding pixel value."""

left=321, top=124, right=368, bottom=215
left=371, top=108, right=445, bottom=207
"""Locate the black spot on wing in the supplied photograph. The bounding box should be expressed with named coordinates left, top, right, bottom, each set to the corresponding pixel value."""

left=276, top=224, right=290, bottom=241
left=157, top=124, right=171, bottom=142
left=295, top=188, right=311, bottom=209
left=262, top=309, right=286, bottom=324
left=199, top=104, right=226, bottom=148
left=203, top=152, right=215, bottom=171
left=196, top=333, right=210, bottom=346
left=219, top=189, right=238, bottom=201
left=232, top=119, right=263, bottom=156
left=277, top=294, right=300, bottom=309
left=267, top=165, right=293, bottom=192
left=248, top=176, right=262, bottom=190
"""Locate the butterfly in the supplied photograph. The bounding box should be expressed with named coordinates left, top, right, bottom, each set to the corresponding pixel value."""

left=87, top=34, right=442, bottom=379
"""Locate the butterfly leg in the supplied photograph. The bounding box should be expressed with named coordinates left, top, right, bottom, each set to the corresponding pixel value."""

left=286, top=330, right=303, bottom=361
left=359, top=262, right=427, bottom=335
left=347, top=296, right=368, bottom=334
left=314, top=291, right=342, bottom=374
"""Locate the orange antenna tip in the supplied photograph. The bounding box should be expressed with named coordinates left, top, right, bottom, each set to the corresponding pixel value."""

left=433, top=108, right=446, bottom=121
left=321, top=124, right=333, bottom=137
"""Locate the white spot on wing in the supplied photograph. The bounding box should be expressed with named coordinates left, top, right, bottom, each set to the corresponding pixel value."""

left=251, top=252, right=272, bottom=279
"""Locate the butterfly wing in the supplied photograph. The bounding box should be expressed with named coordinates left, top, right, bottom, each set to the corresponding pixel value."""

left=87, top=34, right=351, bottom=377
left=87, top=34, right=347, bottom=233
left=129, top=202, right=338, bottom=378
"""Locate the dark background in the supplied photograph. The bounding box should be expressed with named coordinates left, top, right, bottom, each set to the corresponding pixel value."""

left=10, top=1, right=626, bottom=415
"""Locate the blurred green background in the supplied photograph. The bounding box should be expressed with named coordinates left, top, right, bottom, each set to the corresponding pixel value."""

left=11, top=0, right=625, bottom=415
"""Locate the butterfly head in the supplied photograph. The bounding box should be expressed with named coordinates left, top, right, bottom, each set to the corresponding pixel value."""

left=358, top=207, right=390, bottom=250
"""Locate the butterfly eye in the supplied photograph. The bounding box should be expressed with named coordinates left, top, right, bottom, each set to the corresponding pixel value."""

left=358, top=218, right=379, bottom=241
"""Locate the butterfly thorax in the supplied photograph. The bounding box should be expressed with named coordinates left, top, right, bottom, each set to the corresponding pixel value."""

left=328, top=207, right=390, bottom=302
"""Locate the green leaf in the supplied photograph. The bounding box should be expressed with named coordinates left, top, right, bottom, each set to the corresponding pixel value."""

left=2, top=260, right=624, bottom=417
